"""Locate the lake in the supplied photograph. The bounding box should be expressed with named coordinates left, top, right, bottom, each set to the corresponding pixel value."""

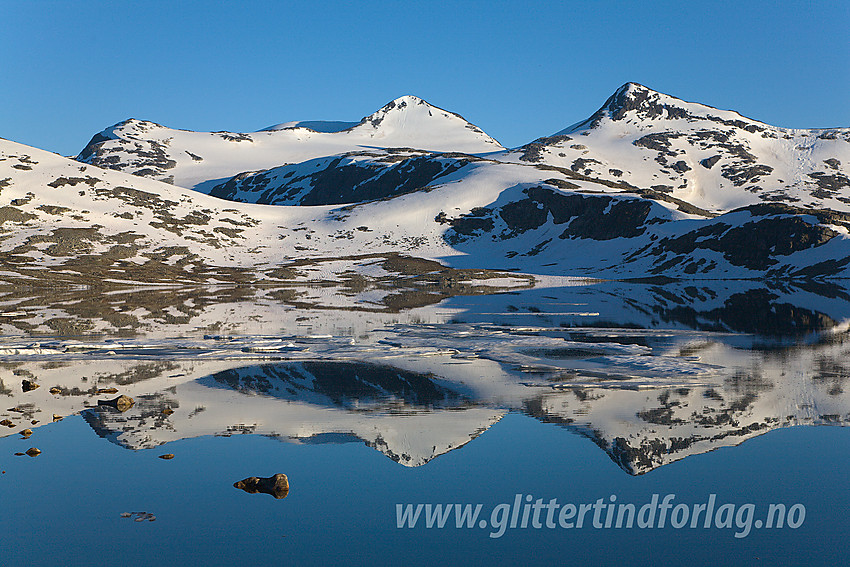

left=1, top=279, right=848, bottom=566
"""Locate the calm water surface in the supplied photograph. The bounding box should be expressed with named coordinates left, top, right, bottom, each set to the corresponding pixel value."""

left=1, top=281, right=849, bottom=566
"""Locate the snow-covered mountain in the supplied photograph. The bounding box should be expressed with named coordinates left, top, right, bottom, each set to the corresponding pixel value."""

left=205, top=149, right=471, bottom=206
left=4, top=134, right=850, bottom=282
left=76, top=95, right=504, bottom=190
left=76, top=84, right=849, bottom=220
left=498, top=82, right=850, bottom=214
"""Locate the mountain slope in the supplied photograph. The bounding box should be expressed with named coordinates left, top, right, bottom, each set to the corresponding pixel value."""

left=498, top=83, right=850, bottom=214
left=205, top=149, right=472, bottom=206
left=76, top=96, right=504, bottom=190
left=5, top=133, right=850, bottom=282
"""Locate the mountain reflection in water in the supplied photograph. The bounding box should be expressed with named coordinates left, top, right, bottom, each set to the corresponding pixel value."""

left=1, top=279, right=849, bottom=474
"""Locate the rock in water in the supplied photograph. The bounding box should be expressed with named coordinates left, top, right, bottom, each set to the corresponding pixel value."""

left=233, top=473, right=290, bottom=499
left=97, top=395, right=135, bottom=412
left=25, top=447, right=41, bottom=457
left=22, top=380, right=39, bottom=392
left=158, top=454, right=175, bottom=460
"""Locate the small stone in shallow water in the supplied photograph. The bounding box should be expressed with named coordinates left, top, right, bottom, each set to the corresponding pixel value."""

left=20, top=429, right=32, bottom=438
left=158, top=454, right=174, bottom=460
left=98, top=395, right=134, bottom=412
left=24, top=447, right=41, bottom=457
left=21, top=380, right=39, bottom=392
left=233, top=473, right=290, bottom=499
left=121, top=512, right=156, bottom=522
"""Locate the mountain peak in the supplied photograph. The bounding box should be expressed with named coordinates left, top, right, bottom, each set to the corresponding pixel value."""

left=387, top=94, right=428, bottom=107
left=361, top=95, right=444, bottom=126
left=353, top=96, right=502, bottom=148
left=563, top=82, right=765, bottom=133
left=602, top=82, right=679, bottom=120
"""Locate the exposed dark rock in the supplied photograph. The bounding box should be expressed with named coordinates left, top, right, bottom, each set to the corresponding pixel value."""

left=234, top=473, right=290, bottom=499
left=210, top=154, right=468, bottom=206
left=47, top=176, right=100, bottom=189
left=670, top=160, right=691, bottom=173
left=517, top=143, right=545, bottom=162
left=721, top=164, right=774, bottom=186
left=98, top=394, right=135, bottom=412
left=633, top=132, right=681, bottom=155
left=808, top=171, right=850, bottom=193
left=21, top=380, right=39, bottom=392
left=700, top=155, right=721, bottom=169
left=658, top=213, right=836, bottom=270
left=77, top=132, right=111, bottom=161
left=570, top=157, right=602, bottom=174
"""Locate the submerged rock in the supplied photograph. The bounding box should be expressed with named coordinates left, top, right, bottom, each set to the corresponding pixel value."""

left=158, top=454, right=175, bottom=460
left=121, top=512, right=156, bottom=522
left=25, top=447, right=41, bottom=457
left=233, top=473, right=289, bottom=499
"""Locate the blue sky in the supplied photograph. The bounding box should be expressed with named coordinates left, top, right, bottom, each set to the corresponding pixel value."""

left=3, top=0, right=848, bottom=156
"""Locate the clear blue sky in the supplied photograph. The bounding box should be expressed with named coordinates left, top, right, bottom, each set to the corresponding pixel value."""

left=3, top=0, right=848, bottom=156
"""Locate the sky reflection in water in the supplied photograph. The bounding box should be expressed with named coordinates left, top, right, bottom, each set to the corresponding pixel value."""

left=1, top=281, right=849, bottom=565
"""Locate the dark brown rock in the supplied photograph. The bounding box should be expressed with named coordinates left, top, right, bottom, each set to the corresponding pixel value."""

left=158, top=454, right=175, bottom=460
left=234, top=473, right=289, bottom=499
left=25, top=447, right=41, bottom=457
left=21, top=380, right=39, bottom=392
left=98, top=395, right=135, bottom=412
